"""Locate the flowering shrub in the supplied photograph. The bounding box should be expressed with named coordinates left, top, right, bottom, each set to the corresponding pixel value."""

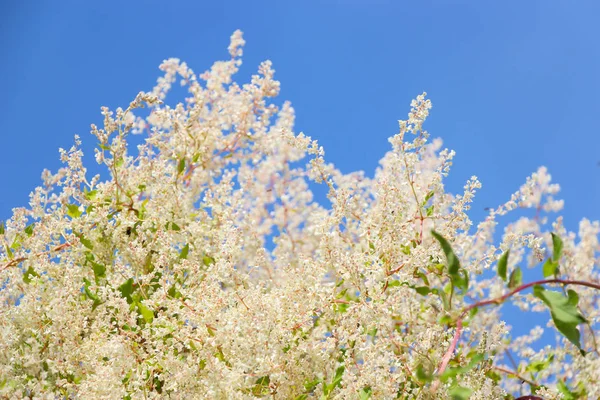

left=1, top=31, right=599, bottom=399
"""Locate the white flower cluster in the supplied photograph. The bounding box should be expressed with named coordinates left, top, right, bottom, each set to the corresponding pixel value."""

left=0, top=31, right=598, bottom=400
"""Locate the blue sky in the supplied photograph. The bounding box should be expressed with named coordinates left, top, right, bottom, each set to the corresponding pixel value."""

left=2, top=1, right=599, bottom=349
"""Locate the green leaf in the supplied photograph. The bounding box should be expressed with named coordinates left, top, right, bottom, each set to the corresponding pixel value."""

left=323, top=366, right=344, bottom=396
left=469, top=307, right=479, bottom=318
left=368, top=241, right=375, bottom=252
left=303, top=377, right=322, bottom=393
left=0, top=221, right=5, bottom=235
left=90, top=260, right=106, bottom=281
left=431, top=231, right=468, bottom=294
left=136, top=301, right=154, bottom=323
left=438, top=289, right=450, bottom=311
left=440, top=353, right=484, bottom=382
left=206, top=325, right=216, bottom=337
left=557, top=380, right=576, bottom=400
left=551, top=232, right=563, bottom=262
left=416, top=364, right=433, bottom=383
left=84, top=285, right=99, bottom=303
left=98, top=143, right=111, bottom=151
left=66, top=204, right=82, bottom=218
left=10, top=236, right=22, bottom=250
left=177, top=158, right=186, bottom=174
left=74, top=232, right=94, bottom=250
left=179, top=243, right=190, bottom=260
left=23, top=266, right=40, bottom=284
left=534, top=286, right=584, bottom=324
left=439, top=314, right=452, bottom=326
left=533, top=285, right=586, bottom=349
left=255, top=376, right=270, bottom=386
left=431, top=231, right=461, bottom=276
left=543, top=258, right=559, bottom=278
left=423, top=190, right=435, bottom=203
left=426, top=205, right=434, bottom=216
left=414, top=270, right=430, bottom=286
left=214, top=347, right=231, bottom=366
left=203, top=254, right=215, bottom=267
left=415, top=286, right=431, bottom=296
left=24, top=224, right=34, bottom=237
left=400, top=243, right=411, bottom=255
left=449, top=385, right=473, bottom=400
left=118, top=278, right=135, bottom=303
left=358, top=386, right=372, bottom=400
left=454, top=269, right=469, bottom=292
left=82, top=278, right=102, bottom=310
left=4, top=244, right=13, bottom=259
left=497, top=250, right=509, bottom=281
left=508, top=267, right=522, bottom=289
left=166, top=221, right=181, bottom=231
left=386, top=280, right=402, bottom=288
left=84, top=189, right=98, bottom=201
left=143, top=252, right=154, bottom=274
left=167, top=285, right=182, bottom=299
left=249, top=376, right=270, bottom=396
left=567, top=289, right=580, bottom=307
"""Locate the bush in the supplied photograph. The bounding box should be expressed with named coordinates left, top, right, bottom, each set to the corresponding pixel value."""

left=1, top=31, right=598, bottom=399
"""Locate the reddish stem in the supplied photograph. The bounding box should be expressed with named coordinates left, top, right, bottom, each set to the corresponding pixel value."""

left=436, top=278, right=600, bottom=377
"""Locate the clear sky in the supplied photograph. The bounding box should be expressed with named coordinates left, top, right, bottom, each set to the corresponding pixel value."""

left=1, top=0, right=599, bottom=344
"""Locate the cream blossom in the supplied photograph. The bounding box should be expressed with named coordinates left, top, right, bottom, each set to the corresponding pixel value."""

left=0, top=30, right=598, bottom=400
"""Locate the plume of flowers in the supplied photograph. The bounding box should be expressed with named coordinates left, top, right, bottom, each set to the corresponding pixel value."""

left=1, top=31, right=598, bottom=399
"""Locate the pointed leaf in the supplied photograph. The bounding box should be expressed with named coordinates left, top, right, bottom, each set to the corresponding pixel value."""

left=449, top=385, right=473, bottom=400
left=177, top=158, right=186, bottom=174
left=179, top=243, right=190, bottom=259
left=543, top=258, right=559, bottom=278
left=424, top=190, right=435, bottom=203
left=66, top=204, right=82, bottom=218
left=416, top=364, right=433, bottom=383
left=203, top=254, right=215, bottom=267
left=119, top=278, right=134, bottom=303
left=359, top=387, right=372, bottom=400
left=431, top=230, right=461, bottom=276
left=23, top=266, right=40, bottom=284
left=74, top=232, right=94, bottom=250
left=508, top=267, right=522, bottom=289
left=136, top=301, right=154, bottom=323
left=84, top=189, right=98, bottom=201
left=90, top=261, right=106, bottom=281
left=551, top=232, right=563, bottom=262
left=166, top=221, right=181, bottom=231
left=82, top=278, right=102, bottom=310
left=167, top=285, right=182, bottom=299
left=324, top=366, right=344, bottom=396
left=557, top=379, right=577, bottom=400
left=497, top=250, right=509, bottom=281
left=24, top=224, right=34, bottom=237
left=533, top=285, right=585, bottom=349
left=415, top=286, right=431, bottom=296
left=440, top=353, right=484, bottom=382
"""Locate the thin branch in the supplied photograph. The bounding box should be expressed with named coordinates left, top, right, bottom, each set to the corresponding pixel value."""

left=0, top=242, right=71, bottom=272
left=431, top=278, right=600, bottom=394
left=494, top=366, right=538, bottom=387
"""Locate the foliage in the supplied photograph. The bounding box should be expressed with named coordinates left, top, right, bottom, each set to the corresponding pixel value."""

left=1, top=31, right=599, bottom=399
